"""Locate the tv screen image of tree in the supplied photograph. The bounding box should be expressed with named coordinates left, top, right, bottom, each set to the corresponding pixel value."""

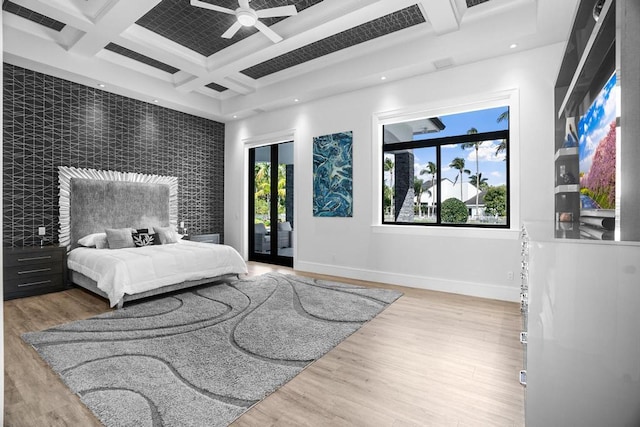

left=382, top=106, right=509, bottom=226
left=313, top=131, right=353, bottom=217
left=577, top=72, right=618, bottom=239
left=579, top=72, right=617, bottom=209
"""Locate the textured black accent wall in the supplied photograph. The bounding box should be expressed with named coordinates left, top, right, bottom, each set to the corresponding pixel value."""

left=2, top=63, right=225, bottom=247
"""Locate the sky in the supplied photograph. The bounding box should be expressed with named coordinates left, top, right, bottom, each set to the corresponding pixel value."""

left=578, top=72, right=617, bottom=174
left=410, top=106, right=509, bottom=187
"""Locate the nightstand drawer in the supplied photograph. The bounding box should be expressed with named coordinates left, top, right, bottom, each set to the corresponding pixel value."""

left=4, top=274, right=66, bottom=294
left=4, top=262, right=64, bottom=280
left=3, top=248, right=65, bottom=267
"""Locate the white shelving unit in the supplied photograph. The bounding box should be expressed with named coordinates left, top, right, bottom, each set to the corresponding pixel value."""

left=553, top=147, right=578, bottom=161
left=554, top=184, right=580, bottom=194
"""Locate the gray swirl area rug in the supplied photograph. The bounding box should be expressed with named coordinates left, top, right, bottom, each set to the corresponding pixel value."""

left=22, top=272, right=402, bottom=427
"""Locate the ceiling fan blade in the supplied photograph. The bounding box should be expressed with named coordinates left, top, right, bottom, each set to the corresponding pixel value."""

left=190, top=0, right=235, bottom=15
left=221, top=21, right=243, bottom=39
left=238, top=0, right=250, bottom=9
left=256, top=5, right=297, bottom=18
left=254, top=20, right=283, bottom=43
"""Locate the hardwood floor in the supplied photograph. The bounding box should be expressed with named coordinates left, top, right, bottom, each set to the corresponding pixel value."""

left=4, top=262, right=525, bottom=426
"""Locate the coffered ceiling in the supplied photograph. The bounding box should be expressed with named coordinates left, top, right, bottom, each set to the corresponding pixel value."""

left=2, top=0, right=578, bottom=122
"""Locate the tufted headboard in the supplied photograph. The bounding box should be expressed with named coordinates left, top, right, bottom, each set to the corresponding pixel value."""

left=58, top=166, right=178, bottom=250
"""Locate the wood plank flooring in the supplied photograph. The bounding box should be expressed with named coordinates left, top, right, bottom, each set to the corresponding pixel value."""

left=4, top=262, right=525, bottom=426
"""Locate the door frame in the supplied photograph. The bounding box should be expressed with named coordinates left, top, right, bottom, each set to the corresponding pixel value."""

left=244, top=130, right=295, bottom=267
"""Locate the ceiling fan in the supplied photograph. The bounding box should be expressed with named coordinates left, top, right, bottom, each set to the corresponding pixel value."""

left=190, top=0, right=297, bottom=43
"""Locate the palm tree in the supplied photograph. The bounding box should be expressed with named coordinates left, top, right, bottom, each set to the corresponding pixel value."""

left=254, top=162, right=271, bottom=221
left=469, top=173, right=489, bottom=190
left=462, top=128, right=482, bottom=217
left=496, top=110, right=509, bottom=157
left=449, top=157, right=470, bottom=201
left=384, top=157, right=395, bottom=218
left=419, top=161, right=437, bottom=218
left=414, top=178, right=424, bottom=217
left=276, top=164, right=287, bottom=218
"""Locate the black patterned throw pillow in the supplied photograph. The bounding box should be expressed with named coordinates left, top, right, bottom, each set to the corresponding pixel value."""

left=132, top=231, right=160, bottom=247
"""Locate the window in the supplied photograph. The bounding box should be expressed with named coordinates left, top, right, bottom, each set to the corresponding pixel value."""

left=382, top=106, right=509, bottom=227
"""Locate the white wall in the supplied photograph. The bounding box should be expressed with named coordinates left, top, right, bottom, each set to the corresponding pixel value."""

left=225, top=43, right=563, bottom=302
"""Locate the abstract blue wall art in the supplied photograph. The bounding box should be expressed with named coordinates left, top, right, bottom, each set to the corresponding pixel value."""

left=313, top=131, right=353, bottom=217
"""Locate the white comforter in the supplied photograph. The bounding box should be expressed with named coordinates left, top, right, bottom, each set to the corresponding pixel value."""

left=67, top=240, right=247, bottom=307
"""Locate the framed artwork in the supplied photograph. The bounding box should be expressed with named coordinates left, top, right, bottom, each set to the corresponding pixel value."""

left=313, top=131, right=353, bottom=217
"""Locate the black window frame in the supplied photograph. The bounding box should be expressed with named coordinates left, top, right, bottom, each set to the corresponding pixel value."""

left=382, top=124, right=510, bottom=229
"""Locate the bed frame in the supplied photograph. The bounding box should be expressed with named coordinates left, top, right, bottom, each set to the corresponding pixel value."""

left=69, top=271, right=237, bottom=309
left=58, top=166, right=239, bottom=308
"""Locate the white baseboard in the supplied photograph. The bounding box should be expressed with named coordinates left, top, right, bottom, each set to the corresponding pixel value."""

left=294, top=260, right=520, bottom=302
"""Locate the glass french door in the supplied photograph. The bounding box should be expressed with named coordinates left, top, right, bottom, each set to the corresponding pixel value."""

left=248, top=141, right=293, bottom=267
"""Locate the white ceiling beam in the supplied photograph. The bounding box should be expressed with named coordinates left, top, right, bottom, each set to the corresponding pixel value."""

left=460, top=0, right=536, bottom=25
left=222, top=75, right=256, bottom=95
left=2, top=11, right=61, bottom=43
left=417, top=0, right=461, bottom=35
left=251, top=22, right=432, bottom=89
left=119, top=25, right=208, bottom=75
left=117, top=25, right=252, bottom=95
left=96, top=50, right=174, bottom=83
left=9, top=0, right=94, bottom=31
left=67, top=0, right=161, bottom=56
left=3, top=24, right=223, bottom=120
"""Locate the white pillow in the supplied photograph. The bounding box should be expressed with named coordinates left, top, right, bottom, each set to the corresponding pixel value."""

left=155, top=226, right=180, bottom=244
left=105, top=228, right=136, bottom=249
left=78, top=233, right=109, bottom=249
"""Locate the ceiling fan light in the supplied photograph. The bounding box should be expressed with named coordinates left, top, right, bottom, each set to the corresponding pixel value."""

left=237, top=10, right=257, bottom=26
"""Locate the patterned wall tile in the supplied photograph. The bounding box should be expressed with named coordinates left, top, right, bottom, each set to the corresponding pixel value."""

left=2, top=63, right=225, bottom=248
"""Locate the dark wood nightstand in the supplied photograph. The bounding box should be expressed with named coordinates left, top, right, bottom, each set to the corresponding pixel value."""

left=3, top=246, right=68, bottom=300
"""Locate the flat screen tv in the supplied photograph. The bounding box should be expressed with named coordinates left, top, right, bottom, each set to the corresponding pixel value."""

left=577, top=71, right=618, bottom=238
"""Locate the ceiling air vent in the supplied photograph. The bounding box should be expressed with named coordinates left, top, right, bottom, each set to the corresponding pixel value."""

left=433, top=57, right=455, bottom=70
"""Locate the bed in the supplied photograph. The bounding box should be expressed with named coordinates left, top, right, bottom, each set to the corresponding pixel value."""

left=58, top=166, right=247, bottom=308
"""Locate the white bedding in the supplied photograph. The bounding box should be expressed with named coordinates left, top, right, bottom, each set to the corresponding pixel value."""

left=67, top=240, right=248, bottom=307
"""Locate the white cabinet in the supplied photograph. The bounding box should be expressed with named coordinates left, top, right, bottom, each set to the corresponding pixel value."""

left=521, top=221, right=640, bottom=426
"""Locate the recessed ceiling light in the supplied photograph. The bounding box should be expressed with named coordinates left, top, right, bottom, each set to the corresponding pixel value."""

left=381, top=76, right=387, bottom=81
left=510, top=43, right=518, bottom=49
left=233, top=115, right=238, bottom=119
left=294, top=98, right=299, bottom=103
left=153, top=99, right=159, bottom=103
left=97, top=83, right=105, bottom=88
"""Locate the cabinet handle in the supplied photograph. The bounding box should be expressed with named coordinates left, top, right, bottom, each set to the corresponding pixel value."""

left=18, top=280, right=52, bottom=288
left=17, top=268, right=51, bottom=275
left=520, top=331, right=528, bottom=344
left=519, top=370, right=527, bottom=386
left=17, top=255, right=52, bottom=262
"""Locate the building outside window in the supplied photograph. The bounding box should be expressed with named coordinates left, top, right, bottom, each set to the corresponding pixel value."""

left=382, top=106, right=509, bottom=227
